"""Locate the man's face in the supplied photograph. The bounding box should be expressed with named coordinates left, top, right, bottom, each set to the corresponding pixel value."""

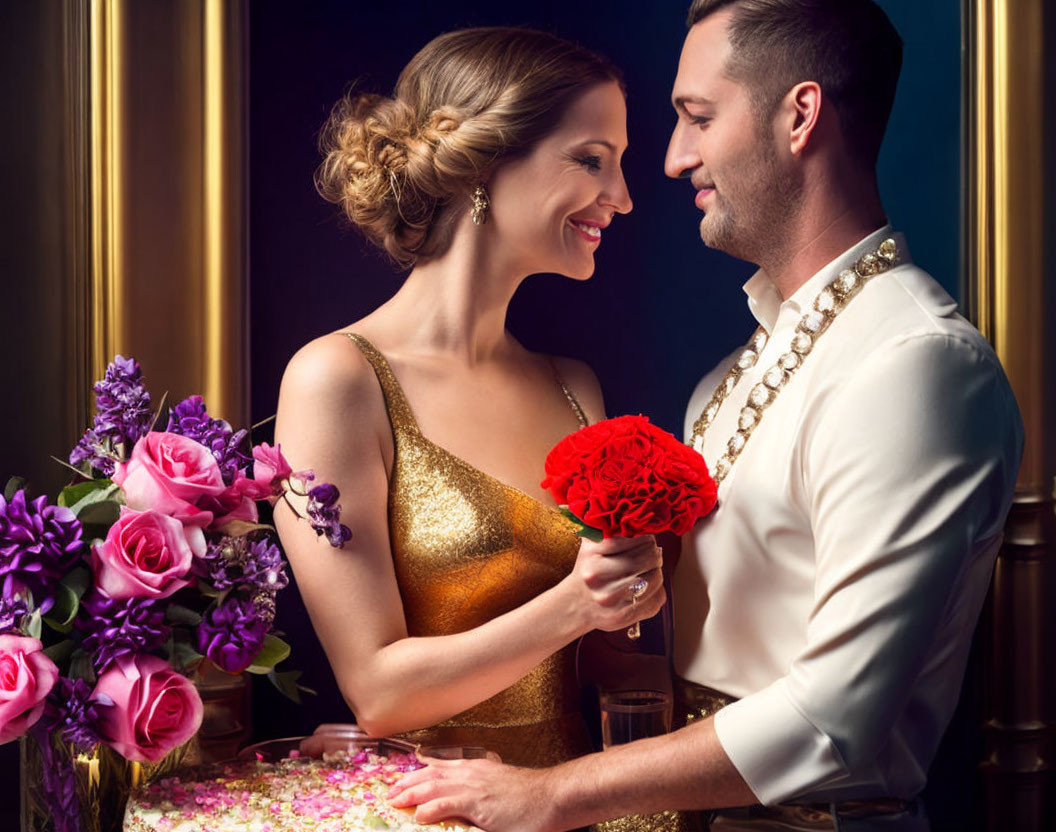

left=665, top=11, right=799, bottom=262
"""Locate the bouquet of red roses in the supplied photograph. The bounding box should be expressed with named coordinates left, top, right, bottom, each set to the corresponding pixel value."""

left=541, top=414, right=717, bottom=542
left=541, top=415, right=717, bottom=639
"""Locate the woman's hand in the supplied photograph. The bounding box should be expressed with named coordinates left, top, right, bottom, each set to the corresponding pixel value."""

left=559, top=535, right=665, bottom=634
left=298, top=723, right=369, bottom=757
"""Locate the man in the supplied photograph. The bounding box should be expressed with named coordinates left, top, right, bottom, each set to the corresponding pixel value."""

left=388, top=1, right=1023, bottom=829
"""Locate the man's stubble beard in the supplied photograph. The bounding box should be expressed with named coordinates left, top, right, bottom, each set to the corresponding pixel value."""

left=698, top=136, right=803, bottom=266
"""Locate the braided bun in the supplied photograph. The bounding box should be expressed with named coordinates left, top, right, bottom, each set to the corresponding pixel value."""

left=315, top=27, right=623, bottom=268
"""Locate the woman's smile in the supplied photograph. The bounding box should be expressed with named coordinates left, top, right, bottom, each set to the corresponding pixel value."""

left=568, top=218, right=605, bottom=244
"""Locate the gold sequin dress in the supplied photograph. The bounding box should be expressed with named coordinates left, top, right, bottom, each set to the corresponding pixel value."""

left=347, top=333, right=593, bottom=768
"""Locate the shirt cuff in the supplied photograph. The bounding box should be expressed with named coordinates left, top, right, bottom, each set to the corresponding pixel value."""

left=713, top=678, right=849, bottom=805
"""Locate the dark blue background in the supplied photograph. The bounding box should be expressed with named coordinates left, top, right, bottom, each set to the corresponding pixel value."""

left=244, top=0, right=970, bottom=827
left=247, top=0, right=962, bottom=439
left=0, top=0, right=966, bottom=826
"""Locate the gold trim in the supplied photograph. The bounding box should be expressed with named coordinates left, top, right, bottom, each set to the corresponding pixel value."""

left=204, top=0, right=225, bottom=415
left=84, top=0, right=248, bottom=424
left=201, top=0, right=248, bottom=425
left=968, top=0, right=1045, bottom=490
left=969, top=0, right=992, bottom=341
left=89, top=0, right=124, bottom=381
left=967, top=2, right=1052, bottom=828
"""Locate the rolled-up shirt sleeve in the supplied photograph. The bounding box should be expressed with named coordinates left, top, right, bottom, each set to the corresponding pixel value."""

left=713, top=333, right=1022, bottom=804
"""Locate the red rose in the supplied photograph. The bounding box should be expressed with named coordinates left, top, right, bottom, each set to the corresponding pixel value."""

left=541, top=415, right=717, bottom=538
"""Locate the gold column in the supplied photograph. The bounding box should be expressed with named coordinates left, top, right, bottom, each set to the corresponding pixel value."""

left=88, top=0, right=248, bottom=425
left=965, top=1, right=1052, bottom=829
left=89, top=0, right=125, bottom=382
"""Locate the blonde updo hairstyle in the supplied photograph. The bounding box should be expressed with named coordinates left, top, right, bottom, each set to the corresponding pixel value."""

left=315, top=27, right=624, bottom=268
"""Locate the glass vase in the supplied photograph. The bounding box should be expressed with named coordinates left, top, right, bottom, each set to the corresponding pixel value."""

left=19, top=730, right=196, bottom=832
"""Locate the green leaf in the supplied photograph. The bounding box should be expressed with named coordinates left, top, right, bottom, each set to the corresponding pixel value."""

left=212, top=519, right=275, bottom=537
left=43, top=639, right=76, bottom=667
left=50, top=455, right=94, bottom=481
left=148, top=390, right=169, bottom=432
left=266, top=669, right=315, bottom=704
left=558, top=507, right=604, bottom=543
left=246, top=634, right=291, bottom=674
left=574, top=526, right=605, bottom=543
left=43, top=582, right=79, bottom=630
left=166, top=604, right=203, bottom=627
left=170, top=641, right=204, bottom=673
left=60, top=566, right=92, bottom=601
left=24, top=609, right=42, bottom=640
left=197, top=580, right=223, bottom=598
left=58, top=478, right=112, bottom=509
left=4, top=476, right=28, bottom=501
left=68, top=649, right=96, bottom=685
left=76, top=498, right=121, bottom=528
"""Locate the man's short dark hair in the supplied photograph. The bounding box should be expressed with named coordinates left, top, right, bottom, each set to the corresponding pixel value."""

left=686, top=0, right=903, bottom=168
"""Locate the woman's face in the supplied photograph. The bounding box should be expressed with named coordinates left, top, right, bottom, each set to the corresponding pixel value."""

left=486, top=81, right=632, bottom=280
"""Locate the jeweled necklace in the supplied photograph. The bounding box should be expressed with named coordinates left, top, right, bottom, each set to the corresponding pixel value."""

left=689, top=237, right=900, bottom=483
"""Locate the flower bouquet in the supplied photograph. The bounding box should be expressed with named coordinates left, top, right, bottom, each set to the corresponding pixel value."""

left=2, top=356, right=351, bottom=832
left=541, top=414, right=718, bottom=638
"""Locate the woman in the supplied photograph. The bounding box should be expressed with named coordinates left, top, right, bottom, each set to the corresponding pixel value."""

left=274, top=27, right=665, bottom=769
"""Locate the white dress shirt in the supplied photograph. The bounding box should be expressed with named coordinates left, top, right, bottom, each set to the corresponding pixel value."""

left=675, top=226, right=1023, bottom=806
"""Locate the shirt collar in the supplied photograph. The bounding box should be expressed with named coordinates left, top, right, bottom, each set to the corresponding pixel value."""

left=743, top=225, right=908, bottom=333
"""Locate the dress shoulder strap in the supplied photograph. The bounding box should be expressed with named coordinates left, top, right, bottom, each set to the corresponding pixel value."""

left=345, top=333, right=420, bottom=435
left=546, top=358, right=589, bottom=428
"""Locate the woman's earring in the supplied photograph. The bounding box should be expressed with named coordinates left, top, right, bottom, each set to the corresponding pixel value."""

left=471, top=184, right=489, bottom=226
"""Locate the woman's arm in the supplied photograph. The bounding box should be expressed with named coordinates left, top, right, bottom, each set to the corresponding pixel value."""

left=274, top=335, right=665, bottom=737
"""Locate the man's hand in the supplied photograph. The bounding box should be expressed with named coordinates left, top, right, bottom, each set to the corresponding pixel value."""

left=387, top=758, right=564, bottom=832
left=388, top=720, right=756, bottom=829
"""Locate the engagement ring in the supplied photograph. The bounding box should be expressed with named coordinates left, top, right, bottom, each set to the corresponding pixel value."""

left=629, top=577, right=649, bottom=600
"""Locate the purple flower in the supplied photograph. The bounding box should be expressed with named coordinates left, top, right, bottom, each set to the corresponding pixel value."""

left=68, top=427, right=114, bottom=477
left=30, top=723, right=85, bottom=832
left=306, top=485, right=352, bottom=548
left=200, top=536, right=289, bottom=595
left=0, top=490, right=85, bottom=614
left=76, top=593, right=170, bottom=671
left=166, top=395, right=250, bottom=485
left=0, top=595, right=29, bottom=634
left=69, top=355, right=153, bottom=476
left=42, top=677, right=111, bottom=754
left=196, top=597, right=268, bottom=674
left=308, top=483, right=338, bottom=507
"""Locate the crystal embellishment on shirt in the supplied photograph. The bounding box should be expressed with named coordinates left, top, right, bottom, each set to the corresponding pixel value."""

left=688, top=238, right=901, bottom=483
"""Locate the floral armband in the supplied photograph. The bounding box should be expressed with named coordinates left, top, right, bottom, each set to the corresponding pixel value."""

left=266, top=462, right=353, bottom=549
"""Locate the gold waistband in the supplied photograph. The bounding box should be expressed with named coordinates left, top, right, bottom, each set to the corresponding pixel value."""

left=673, top=676, right=737, bottom=728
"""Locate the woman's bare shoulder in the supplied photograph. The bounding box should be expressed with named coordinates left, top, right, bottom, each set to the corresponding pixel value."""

left=548, top=354, right=606, bottom=423
left=278, top=330, right=386, bottom=423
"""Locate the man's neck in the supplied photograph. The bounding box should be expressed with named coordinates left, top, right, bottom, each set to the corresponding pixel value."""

left=759, top=178, right=888, bottom=301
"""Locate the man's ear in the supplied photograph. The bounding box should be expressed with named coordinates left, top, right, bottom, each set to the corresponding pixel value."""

left=786, top=81, right=822, bottom=156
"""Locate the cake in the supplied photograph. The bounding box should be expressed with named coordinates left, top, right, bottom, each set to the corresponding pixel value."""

left=123, top=745, right=482, bottom=832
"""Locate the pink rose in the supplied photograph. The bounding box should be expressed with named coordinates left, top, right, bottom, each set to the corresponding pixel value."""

left=199, top=480, right=260, bottom=530
left=93, top=654, right=203, bottom=763
left=0, top=635, right=59, bottom=744
left=90, top=508, right=201, bottom=600
left=113, top=432, right=226, bottom=527
left=252, top=443, right=292, bottom=493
